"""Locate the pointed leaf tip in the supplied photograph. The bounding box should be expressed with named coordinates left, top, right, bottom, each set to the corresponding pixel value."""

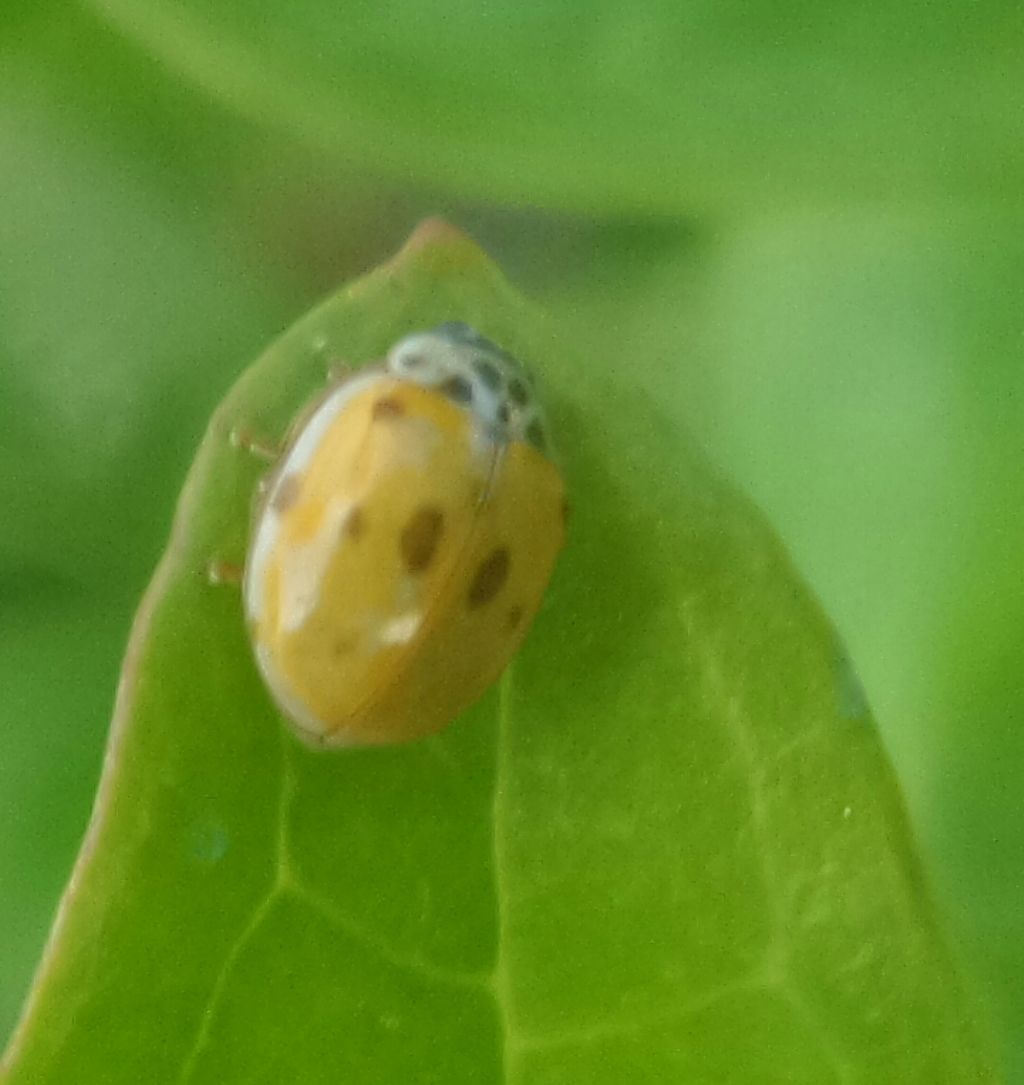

left=389, top=218, right=500, bottom=281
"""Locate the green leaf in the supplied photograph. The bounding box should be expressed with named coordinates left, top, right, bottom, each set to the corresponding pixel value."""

left=83, top=0, right=1024, bottom=215
left=0, top=42, right=293, bottom=1049
left=1, top=222, right=996, bottom=1083
left=0, top=589, right=131, bottom=1042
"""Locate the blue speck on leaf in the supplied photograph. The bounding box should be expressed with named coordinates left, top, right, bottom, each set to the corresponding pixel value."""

left=188, top=821, right=230, bottom=866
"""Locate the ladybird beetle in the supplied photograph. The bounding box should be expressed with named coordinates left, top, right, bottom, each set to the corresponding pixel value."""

left=242, top=323, right=566, bottom=746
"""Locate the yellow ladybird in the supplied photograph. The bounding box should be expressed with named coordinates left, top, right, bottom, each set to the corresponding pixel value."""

left=243, top=323, right=566, bottom=746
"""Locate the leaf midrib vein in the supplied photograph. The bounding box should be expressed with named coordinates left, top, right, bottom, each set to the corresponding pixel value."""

left=491, top=669, right=516, bottom=1082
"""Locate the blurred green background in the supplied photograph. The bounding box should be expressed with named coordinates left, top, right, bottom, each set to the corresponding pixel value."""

left=1, top=2, right=1021, bottom=1079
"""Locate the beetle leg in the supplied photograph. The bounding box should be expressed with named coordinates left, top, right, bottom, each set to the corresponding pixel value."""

left=229, top=426, right=281, bottom=462
left=207, top=560, right=244, bottom=587
left=326, top=360, right=352, bottom=385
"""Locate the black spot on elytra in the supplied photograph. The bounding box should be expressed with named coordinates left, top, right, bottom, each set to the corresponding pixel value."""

left=373, top=396, right=405, bottom=419
left=468, top=547, right=510, bottom=608
left=343, top=505, right=366, bottom=541
left=401, top=506, right=445, bottom=573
